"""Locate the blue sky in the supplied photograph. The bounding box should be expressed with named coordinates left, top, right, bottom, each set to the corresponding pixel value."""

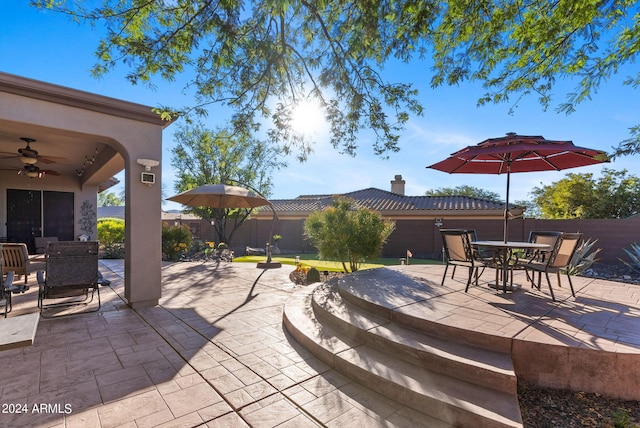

left=3, top=2, right=639, bottom=212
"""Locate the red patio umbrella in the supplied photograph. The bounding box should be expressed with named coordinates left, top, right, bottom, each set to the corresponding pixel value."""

left=427, top=133, right=609, bottom=242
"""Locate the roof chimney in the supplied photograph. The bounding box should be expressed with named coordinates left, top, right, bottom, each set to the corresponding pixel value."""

left=390, top=175, right=405, bottom=195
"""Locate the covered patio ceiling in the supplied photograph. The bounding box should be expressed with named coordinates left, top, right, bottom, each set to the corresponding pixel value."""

left=0, top=71, right=168, bottom=190
left=0, top=123, right=123, bottom=190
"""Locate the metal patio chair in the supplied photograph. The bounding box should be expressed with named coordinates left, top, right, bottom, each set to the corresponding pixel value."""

left=512, top=231, right=563, bottom=283
left=524, top=232, right=583, bottom=301
left=440, top=229, right=489, bottom=292
left=37, top=241, right=100, bottom=317
left=1, top=272, right=16, bottom=318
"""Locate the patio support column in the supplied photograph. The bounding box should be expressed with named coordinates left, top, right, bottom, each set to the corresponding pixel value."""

left=124, top=141, right=163, bottom=308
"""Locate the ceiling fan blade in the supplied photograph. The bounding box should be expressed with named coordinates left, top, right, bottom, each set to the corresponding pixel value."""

left=42, top=169, right=61, bottom=176
left=38, top=155, right=68, bottom=164
left=0, top=151, right=20, bottom=159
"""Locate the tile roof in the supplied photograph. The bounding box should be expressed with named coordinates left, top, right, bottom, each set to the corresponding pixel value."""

left=98, top=206, right=203, bottom=221
left=261, top=188, right=512, bottom=214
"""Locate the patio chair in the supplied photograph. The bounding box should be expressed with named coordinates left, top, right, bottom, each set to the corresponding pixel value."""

left=34, top=236, right=58, bottom=254
left=37, top=241, right=100, bottom=317
left=1, top=243, right=45, bottom=285
left=512, top=231, right=562, bottom=283
left=440, top=229, right=488, bottom=292
left=1, top=272, right=16, bottom=318
left=524, top=232, right=582, bottom=301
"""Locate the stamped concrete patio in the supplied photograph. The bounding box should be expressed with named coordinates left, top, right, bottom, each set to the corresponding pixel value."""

left=1, top=260, right=639, bottom=427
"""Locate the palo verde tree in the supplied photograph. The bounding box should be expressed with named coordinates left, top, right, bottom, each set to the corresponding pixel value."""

left=530, top=168, right=640, bottom=219
left=428, top=1, right=640, bottom=158
left=38, top=1, right=640, bottom=158
left=38, top=0, right=425, bottom=161
left=171, top=123, right=285, bottom=245
left=304, top=197, right=395, bottom=273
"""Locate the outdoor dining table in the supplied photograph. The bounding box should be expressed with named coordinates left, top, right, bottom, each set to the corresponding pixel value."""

left=470, top=240, right=552, bottom=293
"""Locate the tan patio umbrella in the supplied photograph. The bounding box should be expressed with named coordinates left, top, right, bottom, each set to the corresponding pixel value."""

left=167, top=183, right=281, bottom=268
left=167, top=184, right=271, bottom=209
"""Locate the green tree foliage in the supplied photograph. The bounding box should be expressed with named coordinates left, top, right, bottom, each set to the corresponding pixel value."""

left=304, top=197, right=395, bottom=272
left=428, top=1, right=640, bottom=158
left=513, top=199, right=541, bottom=219
left=97, top=191, right=124, bottom=207
left=171, top=123, right=284, bottom=245
left=530, top=168, right=640, bottom=219
left=97, top=217, right=125, bottom=258
left=36, top=0, right=427, bottom=159
left=425, top=185, right=501, bottom=201
left=37, top=1, right=640, bottom=158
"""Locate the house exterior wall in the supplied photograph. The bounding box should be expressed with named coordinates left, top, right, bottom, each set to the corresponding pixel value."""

left=1, top=73, right=170, bottom=308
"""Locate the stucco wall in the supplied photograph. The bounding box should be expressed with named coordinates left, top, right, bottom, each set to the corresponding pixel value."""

left=1, top=73, right=170, bottom=307
left=236, top=216, right=640, bottom=263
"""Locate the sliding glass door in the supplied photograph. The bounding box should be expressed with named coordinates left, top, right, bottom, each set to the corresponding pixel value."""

left=6, top=189, right=74, bottom=253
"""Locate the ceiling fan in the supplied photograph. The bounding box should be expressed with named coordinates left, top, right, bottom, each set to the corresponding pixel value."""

left=17, top=163, right=61, bottom=178
left=17, top=137, right=39, bottom=164
left=0, top=137, right=67, bottom=164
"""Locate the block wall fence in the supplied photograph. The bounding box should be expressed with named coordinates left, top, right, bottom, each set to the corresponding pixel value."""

left=232, top=216, right=640, bottom=265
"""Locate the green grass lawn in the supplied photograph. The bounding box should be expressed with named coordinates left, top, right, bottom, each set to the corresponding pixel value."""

left=233, top=253, right=442, bottom=272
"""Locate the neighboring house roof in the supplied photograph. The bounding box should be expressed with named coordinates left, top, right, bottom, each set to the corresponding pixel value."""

left=161, top=212, right=204, bottom=221
left=97, top=206, right=125, bottom=219
left=97, top=206, right=203, bottom=221
left=253, top=188, right=522, bottom=219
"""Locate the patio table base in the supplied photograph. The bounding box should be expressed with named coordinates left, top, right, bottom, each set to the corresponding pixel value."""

left=487, top=281, right=522, bottom=292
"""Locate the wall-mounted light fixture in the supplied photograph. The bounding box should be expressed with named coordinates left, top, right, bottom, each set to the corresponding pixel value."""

left=137, top=158, right=159, bottom=186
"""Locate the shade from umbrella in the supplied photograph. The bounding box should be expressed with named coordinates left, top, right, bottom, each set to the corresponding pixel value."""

left=427, top=133, right=609, bottom=242
left=167, top=184, right=271, bottom=209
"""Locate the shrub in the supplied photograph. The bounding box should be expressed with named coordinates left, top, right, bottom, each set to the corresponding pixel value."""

left=190, top=239, right=208, bottom=253
left=304, top=197, right=395, bottom=272
left=305, top=267, right=321, bottom=284
left=162, top=224, right=193, bottom=261
left=97, top=217, right=125, bottom=259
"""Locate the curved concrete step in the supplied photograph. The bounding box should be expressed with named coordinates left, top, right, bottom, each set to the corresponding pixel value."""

left=338, top=345, right=522, bottom=428
left=283, top=284, right=523, bottom=427
left=336, top=268, right=514, bottom=353
left=282, top=284, right=362, bottom=367
left=312, top=282, right=517, bottom=394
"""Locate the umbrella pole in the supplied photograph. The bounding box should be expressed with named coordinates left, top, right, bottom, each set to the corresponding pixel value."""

left=504, top=166, right=510, bottom=243
left=227, top=179, right=281, bottom=269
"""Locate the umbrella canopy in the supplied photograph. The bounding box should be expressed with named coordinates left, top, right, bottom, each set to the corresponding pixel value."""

left=427, top=133, right=609, bottom=241
left=167, top=184, right=271, bottom=209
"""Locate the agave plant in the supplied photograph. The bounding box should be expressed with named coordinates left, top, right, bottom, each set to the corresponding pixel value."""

left=621, top=243, right=640, bottom=274
left=568, top=237, right=601, bottom=275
